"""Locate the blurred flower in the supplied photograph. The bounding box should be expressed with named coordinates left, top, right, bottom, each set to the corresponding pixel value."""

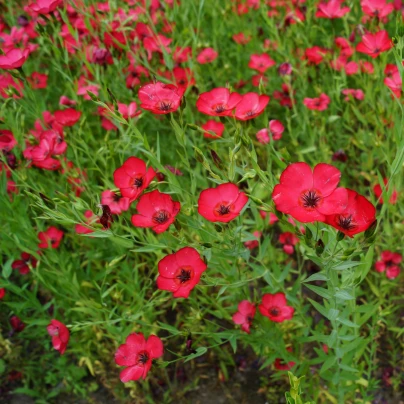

left=303, top=93, right=330, bottom=111
left=248, top=53, right=275, bottom=73
left=373, top=178, right=398, bottom=204
left=279, top=232, right=299, bottom=254
left=38, top=226, right=64, bottom=249
left=12, top=252, right=37, bottom=275
left=375, top=251, right=402, bottom=279
left=232, top=300, right=256, bottom=333
left=101, top=190, right=130, bottom=215
left=47, top=319, right=70, bottom=355
left=315, top=0, right=350, bottom=18
left=259, top=292, right=294, bottom=322
left=201, top=120, right=225, bottom=139
left=356, top=30, right=392, bottom=58
left=196, top=47, right=218, bottom=64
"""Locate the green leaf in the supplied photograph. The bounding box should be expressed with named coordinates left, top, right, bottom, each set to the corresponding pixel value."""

left=184, top=347, right=207, bottom=362
left=335, top=290, right=355, bottom=301
left=305, top=284, right=332, bottom=300
left=331, top=261, right=361, bottom=271
left=302, top=273, right=328, bottom=283
left=2, top=258, right=13, bottom=279
left=157, top=322, right=180, bottom=335
left=320, top=356, right=337, bottom=373
left=338, top=318, right=359, bottom=328
left=308, top=298, right=329, bottom=318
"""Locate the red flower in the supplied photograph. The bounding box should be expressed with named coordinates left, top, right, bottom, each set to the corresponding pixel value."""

left=113, top=157, right=156, bottom=202
left=304, top=46, right=329, bottom=65
left=201, top=120, right=225, bottom=139
left=101, top=190, right=130, bottom=215
left=361, top=0, right=394, bottom=18
left=279, top=232, right=299, bottom=255
left=196, top=48, right=218, bottom=64
left=274, top=347, right=296, bottom=370
left=0, top=48, right=29, bottom=70
left=157, top=247, right=207, bottom=298
left=115, top=333, right=163, bottom=382
left=138, top=82, right=183, bottom=114
left=75, top=210, right=99, bottom=235
left=324, top=189, right=376, bottom=237
left=232, top=32, right=251, bottom=45
left=196, top=88, right=242, bottom=117
left=47, top=319, right=70, bottom=355
left=259, top=293, right=294, bottom=322
left=260, top=210, right=279, bottom=225
left=0, top=289, right=5, bottom=299
left=248, top=54, right=276, bottom=73
left=38, top=226, right=64, bottom=249
left=303, top=93, right=330, bottom=111
left=234, top=93, right=270, bottom=121
left=12, top=252, right=37, bottom=275
left=10, top=316, right=25, bottom=332
left=373, top=178, right=398, bottom=204
left=28, top=0, right=63, bottom=14
left=256, top=120, right=284, bottom=144
left=375, top=251, right=402, bottom=279
left=315, top=0, right=350, bottom=18
left=272, top=162, right=348, bottom=223
left=244, top=231, right=261, bottom=250
left=28, top=72, right=48, bottom=89
left=232, top=300, right=256, bottom=333
left=342, top=89, right=365, bottom=101
left=53, top=108, right=81, bottom=127
left=356, top=30, right=392, bottom=58
left=131, top=190, right=181, bottom=234
left=0, top=130, right=17, bottom=151
left=198, top=183, right=248, bottom=223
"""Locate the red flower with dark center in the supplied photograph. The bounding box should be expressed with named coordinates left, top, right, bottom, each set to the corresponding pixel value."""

left=0, top=130, right=17, bottom=151
left=201, top=120, right=225, bottom=139
left=232, top=300, right=256, bottom=333
left=157, top=247, right=207, bottom=298
left=304, top=46, right=329, bottom=65
left=138, top=82, right=183, bottom=114
left=303, top=93, right=330, bottom=111
left=356, top=30, right=392, bottom=58
left=0, top=48, right=29, bottom=70
left=361, top=0, right=394, bottom=19
left=234, top=93, right=270, bottom=121
left=272, top=162, right=348, bottom=223
left=113, top=157, right=156, bottom=202
left=38, top=226, right=64, bottom=249
left=47, top=319, right=70, bottom=355
left=196, top=47, right=218, bottom=64
left=115, top=332, right=163, bottom=382
left=28, top=0, right=63, bottom=14
left=53, top=108, right=81, bottom=127
left=279, top=232, right=299, bottom=254
left=248, top=53, right=276, bottom=73
left=324, top=189, right=376, bottom=237
left=259, top=292, right=294, bottom=322
left=198, top=183, right=248, bottom=223
left=196, top=88, right=242, bottom=117
left=131, top=190, right=181, bottom=234
left=101, top=190, right=130, bottom=215
left=373, top=178, right=398, bottom=204
left=12, top=252, right=37, bottom=275
left=375, top=251, right=402, bottom=279
left=315, top=0, right=350, bottom=18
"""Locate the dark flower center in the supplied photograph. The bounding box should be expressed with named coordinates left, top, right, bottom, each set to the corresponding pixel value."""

left=385, top=260, right=394, bottom=267
left=216, top=204, right=231, bottom=215
left=213, top=104, right=226, bottom=113
left=113, top=193, right=121, bottom=202
left=269, top=307, right=280, bottom=316
left=246, top=110, right=256, bottom=117
left=134, top=177, right=144, bottom=188
left=153, top=210, right=169, bottom=224
left=138, top=351, right=149, bottom=365
left=158, top=101, right=172, bottom=111
left=336, top=215, right=356, bottom=231
left=176, top=268, right=191, bottom=284
left=301, top=190, right=321, bottom=208
left=374, top=48, right=380, bottom=54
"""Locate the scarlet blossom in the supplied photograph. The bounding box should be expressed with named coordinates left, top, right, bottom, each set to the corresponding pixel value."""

left=12, top=252, right=37, bottom=275
left=115, top=333, right=163, bottom=382
left=47, top=319, right=70, bottom=355
left=59, top=96, right=77, bottom=106
left=28, top=0, right=63, bottom=14
left=279, top=232, right=299, bottom=254
left=198, top=183, right=248, bottom=223
left=373, top=178, right=398, bottom=204
left=38, top=226, right=64, bottom=249
left=75, top=210, right=99, bottom=235
left=173, top=46, right=192, bottom=63
left=303, top=93, right=330, bottom=111
left=273, top=83, right=294, bottom=108
left=342, top=89, right=365, bottom=101
left=256, top=120, right=284, bottom=144
left=131, top=190, right=180, bottom=234
left=143, top=34, right=172, bottom=60
left=244, top=231, right=261, bottom=250
left=0, top=73, right=24, bottom=98
left=28, top=72, right=48, bottom=89
left=360, top=60, right=375, bottom=74
left=196, top=88, right=242, bottom=117
left=325, top=189, right=376, bottom=237
left=201, top=120, right=225, bottom=139
left=248, top=53, right=276, bottom=73
left=375, top=251, right=402, bottom=279
left=0, top=289, right=4, bottom=299
left=315, top=0, right=350, bottom=18
left=356, top=30, right=392, bottom=58
left=232, top=300, right=256, bottom=333
left=335, top=37, right=354, bottom=57
left=10, top=316, right=25, bottom=332
left=196, top=48, right=218, bottom=64
left=304, top=46, right=329, bottom=65
left=251, top=74, right=268, bottom=87
left=234, top=93, right=270, bottom=121
left=259, top=210, right=279, bottom=225
left=0, top=130, right=17, bottom=151
left=54, top=108, right=81, bottom=127
left=361, top=0, right=394, bottom=18
left=172, top=67, right=195, bottom=90
left=345, top=61, right=358, bottom=75
left=232, top=32, right=251, bottom=45
left=101, top=190, right=130, bottom=215
left=272, top=162, right=348, bottom=223
left=278, top=62, right=292, bottom=76
left=259, top=292, right=295, bottom=322
left=113, top=157, right=156, bottom=202
left=0, top=48, right=29, bottom=70
left=138, top=82, right=183, bottom=114
left=157, top=247, right=207, bottom=298
left=274, top=347, right=296, bottom=370
left=384, top=68, right=402, bottom=98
